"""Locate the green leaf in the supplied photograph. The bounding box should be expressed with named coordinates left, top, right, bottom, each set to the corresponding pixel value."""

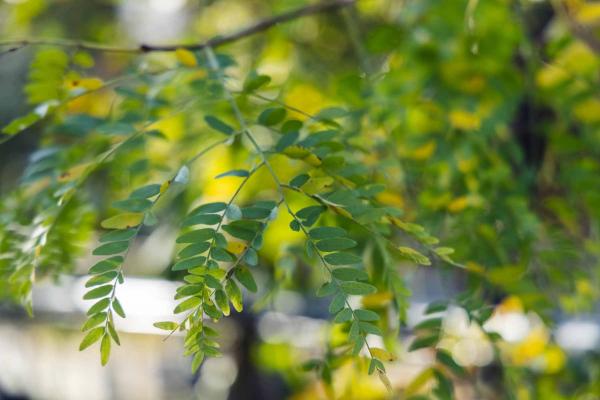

left=85, top=271, right=118, bottom=287
left=244, top=248, right=258, bottom=266
left=289, top=173, right=309, bottom=188
left=329, top=292, right=346, bottom=314
left=87, top=298, right=111, bottom=315
left=243, top=71, right=271, bottom=92
left=153, top=321, right=179, bottom=330
left=316, top=281, right=336, bottom=297
left=425, top=300, right=448, bottom=314
left=258, top=107, right=286, bottom=126
left=99, top=229, right=136, bottom=243
left=324, top=252, right=362, bottom=265
left=191, top=351, right=205, bottom=372
left=183, top=214, right=221, bottom=226
left=397, top=246, right=431, bottom=266
left=334, top=308, right=353, bottom=323
left=436, top=350, right=466, bottom=376
left=409, top=335, right=439, bottom=351
left=205, top=115, right=235, bottom=135
left=234, top=266, right=257, bottom=292
left=107, top=321, right=120, bottom=345
left=174, top=296, right=202, bottom=313
left=225, top=279, right=243, bottom=312
left=89, top=256, right=122, bottom=274
left=355, top=309, right=379, bottom=321
left=211, top=247, right=235, bottom=262
left=130, top=184, right=161, bottom=199
left=289, top=219, right=300, bottom=232
left=79, top=327, right=104, bottom=351
left=340, top=281, right=377, bottom=295
left=112, top=198, right=153, bottom=212
left=331, top=267, right=368, bottom=281
left=176, top=228, right=215, bottom=243
left=215, top=169, right=249, bottom=179
left=275, top=131, right=299, bottom=151
left=113, top=298, right=126, bottom=318
left=222, top=224, right=255, bottom=241
left=83, top=285, right=113, bottom=300
left=281, top=120, right=303, bottom=133
left=93, top=241, right=130, bottom=256
left=309, top=226, right=347, bottom=239
left=2, top=112, right=41, bottom=135
left=100, top=334, right=111, bottom=366
left=190, top=202, right=227, bottom=215
left=359, top=322, right=382, bottom=335
left=172, top=256, right=207, bottom=271
left=414, top=317, right=443, bottom=331
left=178, top=242, right=211, bottom=258
left=81, top=312, right=107, bottom=331
left=316, top=238, right=357, bottom=252
left=177, top=284, right=204, bottom=296
left=215, top=289, right=230, bottom=316
left=101, top=213, right=144, bottom=229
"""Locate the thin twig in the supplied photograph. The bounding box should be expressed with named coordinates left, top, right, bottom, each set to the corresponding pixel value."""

left=0, top=0, right=355, bottom=54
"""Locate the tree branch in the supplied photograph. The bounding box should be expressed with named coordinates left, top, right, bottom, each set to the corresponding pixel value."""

left=0, top=0, right=355, bottom=54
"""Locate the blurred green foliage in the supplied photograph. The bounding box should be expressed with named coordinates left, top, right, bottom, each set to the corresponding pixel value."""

left=1, top=0, right=600, bottom=398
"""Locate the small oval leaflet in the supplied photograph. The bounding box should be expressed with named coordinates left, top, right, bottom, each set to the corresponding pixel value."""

left=215, top=169, right=249, bottom=179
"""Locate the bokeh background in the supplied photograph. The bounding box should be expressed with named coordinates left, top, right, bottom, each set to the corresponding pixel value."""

left=1, top=0, right=600, bottom=399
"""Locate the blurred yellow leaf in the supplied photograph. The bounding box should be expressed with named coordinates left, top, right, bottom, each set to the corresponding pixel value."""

left=449, top=110, right=481, bottom=130
left=58, top=162, right=92, bottom=182
left=370, top=347, right=396, bottom=362
left=447, top=196, right=469, bottom=213
left=573, top=98, right=600, bottom=123
left=175, top=48, right=197, bottom=67
left=362, top=291, right=393, bottom=308
left=411, top=140, right=436, bottom=160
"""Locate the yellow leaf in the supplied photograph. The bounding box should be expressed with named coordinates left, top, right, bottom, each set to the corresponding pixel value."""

left=375, top=190, right=404, bottom=208
left=58, top=162, right=93, bottom=182
left=412, top=140, right=436, bottom=160
left=496, top=295, right=523, bottom=313
left=447, top=196, right=469, bottom=213
left=449, top=110, right=481, bottom=131
left=573, top=98, right=600, bottom=123
left=362, top=291, right=393, bottom=308
left=542, top=345, right=566, bottom=374
left=227, top=241, right=246, bottom=254
left=575, top=3, right=600, bottom=24
left=101, top=213, right=144, bottom=229
left=175, top=48, right=197, bottom=67
left=370, top=347, right=397, bottom=362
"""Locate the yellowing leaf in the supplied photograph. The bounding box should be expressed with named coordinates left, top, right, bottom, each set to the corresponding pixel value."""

left=573, top=98, right=600, bottom=124
left=375, top=190, right=404, bottom=208
left=175, top=48, right=197, bottom=67
left=411, top=140, right=436, bottom=160
left=362, top=291, right=393, bottom=308
left=79, top=77, right=104, bottom=90
left=101, top=213, right=144, bottom=229
left=58, top=162, right=93, bottom=182
left=449, top=110, right=481, bottom=130
left=227, top=241, right=246, bottom=254
left=447, top=196, right=469, bottom=213
left=370, top=347, right=397, bottom=362
left=575, top=3, right=600, bottom=24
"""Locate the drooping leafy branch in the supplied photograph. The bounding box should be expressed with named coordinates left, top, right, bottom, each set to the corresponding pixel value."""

left=4, top=0, right=597, bottom=397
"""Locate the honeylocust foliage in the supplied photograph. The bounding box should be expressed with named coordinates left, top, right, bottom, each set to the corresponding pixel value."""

left=2, top=0, right=600, bottom=398
left=0, top=43, right=450, bottom=386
